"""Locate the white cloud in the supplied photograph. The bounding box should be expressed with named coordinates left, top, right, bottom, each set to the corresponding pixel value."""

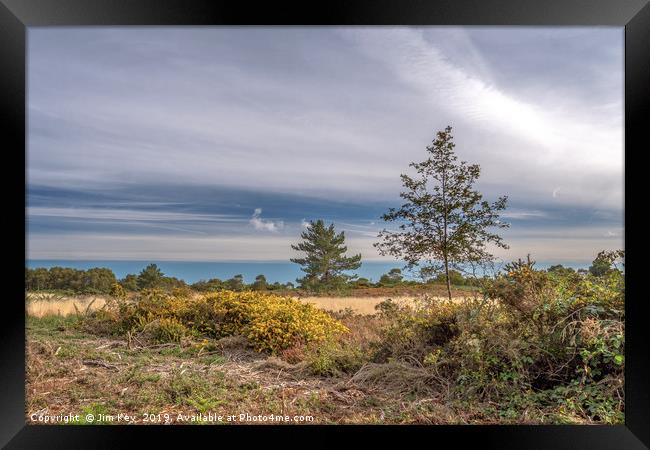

left=249, top=208, right=284, bottom=232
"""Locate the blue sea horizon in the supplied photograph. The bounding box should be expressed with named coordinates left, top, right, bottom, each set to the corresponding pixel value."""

left=26, top=259, right=590, bottom=285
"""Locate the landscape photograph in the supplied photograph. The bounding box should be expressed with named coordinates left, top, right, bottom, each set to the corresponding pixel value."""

left=26, top=26, right=624, bottom=425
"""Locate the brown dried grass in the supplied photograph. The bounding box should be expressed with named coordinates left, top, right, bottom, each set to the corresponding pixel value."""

left=298, top=295, right=468, bottom=315
left=26, top=294, right=107, bottom=317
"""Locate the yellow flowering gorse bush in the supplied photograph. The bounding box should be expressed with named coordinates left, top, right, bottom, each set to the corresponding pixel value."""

left=94, top=289, right=348, bottom=353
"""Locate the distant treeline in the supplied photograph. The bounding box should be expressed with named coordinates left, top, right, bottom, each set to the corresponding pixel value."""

left=26, top=264, right=482, bottom=295
left=25, top=264, right=185, bottom=295
left=26, top=267, right=117, bottom=294
left=25, top=259, right=611, bottom=296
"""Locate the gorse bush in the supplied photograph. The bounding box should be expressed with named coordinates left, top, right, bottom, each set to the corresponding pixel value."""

left=150, top=317, right=187, bottom=344
left=200, top=291, right=348, bottom=352
left=84, top=290, right=347, bottom=353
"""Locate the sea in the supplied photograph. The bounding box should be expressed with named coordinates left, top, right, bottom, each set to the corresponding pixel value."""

left=26, top=260, right=589, bottom=284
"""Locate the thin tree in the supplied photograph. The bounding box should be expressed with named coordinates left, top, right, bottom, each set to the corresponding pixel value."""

left=375, top=126, right=509, bottom=301
left=290, top=220, right=362, bottom=291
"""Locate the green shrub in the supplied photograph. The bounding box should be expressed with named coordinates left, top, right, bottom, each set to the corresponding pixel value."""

left=442, top=260, right=624, bottom=423
left=149, top=317, right=187, bottom=343
left=306, top=340, right=367, bottom=377
left=372, top=297, right=459, bottom=364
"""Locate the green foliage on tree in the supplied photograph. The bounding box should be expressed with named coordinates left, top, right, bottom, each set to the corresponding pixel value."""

left=137, top=264, right=164, bottom=290
left=589, top=250, right=624, bottom=277
left=159, top=276, right=187, bottom=291
left=546, top=264, right=576, bottom=278
left=290, top=219, right=362, bottom=291
left=191, top=278, right=223, bottom=292
left=25, top=266, right=117, bottom=294
left=379, top=268, right=403, bottom=286
left=351, top=277, right=373, bottom=288
left=375, top=126, right=509, bottom=301
left=120, top=274, right=140, bottom=291
left=434, top=269, right=466, bottom=286
left=26, top=268, right=49, bottom=291
left=252, top=274, right=268, bottom=291
left=226, top=274, right=245, bottom=291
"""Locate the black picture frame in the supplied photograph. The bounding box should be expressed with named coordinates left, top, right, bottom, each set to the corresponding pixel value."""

left=2, top=0, right=648, bottom=448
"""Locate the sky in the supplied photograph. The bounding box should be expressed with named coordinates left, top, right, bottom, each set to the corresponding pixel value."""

left=27, top=27, right=624, bottom=265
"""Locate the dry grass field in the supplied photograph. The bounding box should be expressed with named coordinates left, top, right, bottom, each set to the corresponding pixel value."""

left=299, top=295, right=467, bottom=315
left=26, top=293, right=470, bottom=318
left=26, top=294, right=108, bottom=318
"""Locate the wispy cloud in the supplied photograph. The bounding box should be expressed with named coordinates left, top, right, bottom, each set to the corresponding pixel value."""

left=340, top=28, right=623, bottom=209
left=27, top=207, right=242, bottom=223
left=342, top=28, right=621, bottom=165
left=500, top=210, right=548, bottom=220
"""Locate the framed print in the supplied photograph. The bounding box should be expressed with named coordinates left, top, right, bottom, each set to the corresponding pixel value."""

left=2, top=0, right=649, bottom=448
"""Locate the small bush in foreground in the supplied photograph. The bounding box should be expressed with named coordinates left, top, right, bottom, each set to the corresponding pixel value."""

left=305, top=340, right=367, bottom=377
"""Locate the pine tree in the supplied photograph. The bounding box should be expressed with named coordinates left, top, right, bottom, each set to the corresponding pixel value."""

left=375, top=126, right=509, bottom=301
left=137, top=263, right=164, bottom=290
left=290, top=220, right=362, bottom=291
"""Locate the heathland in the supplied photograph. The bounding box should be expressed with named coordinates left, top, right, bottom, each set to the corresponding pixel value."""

left=26, top=255, right=624, bottom=425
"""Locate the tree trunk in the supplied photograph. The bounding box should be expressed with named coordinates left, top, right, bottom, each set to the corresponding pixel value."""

left=441, top=165, right=451, bottom=302
left=443, top=256, right=452, bottom=302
